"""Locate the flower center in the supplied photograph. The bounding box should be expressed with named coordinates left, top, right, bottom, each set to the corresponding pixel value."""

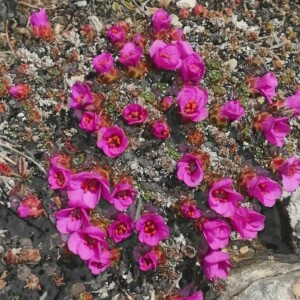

left=84, top=236, right=97, bottom=248
left=98, top=58, right=108, bottom=66
left=144, top=221, right=157, bottom=236
left=84, top=115, right=92, bottom=126
left=117, top=190, right=128, bottom=199
left=71, top=208, right=83, bottom=220
left=82, top=179, right=99, bottom=193
left=191, top=64, right=199, bottom=72
left=75, top=93, right=84, bottom=103
left=115, top=222, right=127, bottom=235
left=186, top=206, right=195, bottom=217
left=187, top=161, right=197, bottom=174
left=288, top=165, right=297, bottom=177
left=53, top=171, right=65, bottom=186
left=130, top=111, right=140, bottom=119
left=159, top=51, right=170, bottom=59
left=142, top=254, right=153, bottom=267
left=185, top=100, right=198, bottom=113
left=213, top=189, right=228, bottom=202
left=107, top=135, right=121, bottom=148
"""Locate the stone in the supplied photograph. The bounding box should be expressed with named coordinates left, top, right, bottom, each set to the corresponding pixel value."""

left=176, top=0, right=196, bottom=9
left=219, top=256, right=300, bottom=300
left=287, top=188, right=300, bottom=257
left=239, top=246, right=249, bottom=255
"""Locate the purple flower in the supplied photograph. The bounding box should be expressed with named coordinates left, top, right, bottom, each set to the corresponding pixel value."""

left=9, top=84, right=30, bottom=100
left=55, top=207, right=89, bottom=234
left=152, top=9, right=171, bottom=32
left=69, top=82, right=93, bottom=109
left=231, top=207, right=265, bottom=240
left=203, top=250, right=232, bottom=282
left=97, top=126, right=129, bottom=158
left=67, top=172, right=111, bottom=209
left=221, top=100, right=245, bottom=121
left=177, top=153, right=204, bottom=187
left=92, top=53, right=115, bottom=75
left=177, top=86, right=208, bottom=122
left=67, top=226, right=108, bottom=260
left=30, top=8, right=53, bottom=40
left=208, top=178, right=244, bottom=217
left=150, top=119, right=170, bottom=140
left=285, top=90, right=300, bottom=117
left=79, top=111, right=102, bottom=133
left=178, top=198, right=201, bottom=219
left=107, top=25, right=125, bottom=43
left=201, top=219, right=231, bottom=250
left=246, top=176, right=282, bottom=207
left=138, top=250, right=158, bottom=271
left=17, top=195, right=44, bottom=219
left=87, top=249, right=111, bottom=275
left=108, top=214, right=134, bottom=243
left=48, top=166, right=71, bottom=190
left=119, top=42, right=143, bottom=66
left=109, top=182, right=138, bottom=211
left=122, top=103, right=148, bottom=125
left=176, top=40, right=194, bottom=59
left=254, top=72, right=278, bottom=104
left=133, top=33, right=146, bottom=48
left=262, top=116, right=291, bottom=147
left=160, top=96, right=174, bottom=111
left=150, top=40, right=182, bottom=70
left=135, top=213, right=170, bottom=246
left=278, top=156, right=300, bottom=192
left=180, top=53, right=205, bottom=84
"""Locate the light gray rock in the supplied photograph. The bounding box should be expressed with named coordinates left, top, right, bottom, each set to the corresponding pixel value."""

left=220, top=257, right=300, bottom=300
left=287, top=188, right=300, bottom=257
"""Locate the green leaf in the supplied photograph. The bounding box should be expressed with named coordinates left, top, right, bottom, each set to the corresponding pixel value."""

left=121, top=0, right=135, bottom=10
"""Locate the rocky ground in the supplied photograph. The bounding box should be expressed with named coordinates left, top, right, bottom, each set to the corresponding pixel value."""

left=0, top=0, right=300, bottom=299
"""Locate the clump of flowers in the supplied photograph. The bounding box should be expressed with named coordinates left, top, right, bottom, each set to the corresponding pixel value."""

left=33, top=3, right=299, bottom=297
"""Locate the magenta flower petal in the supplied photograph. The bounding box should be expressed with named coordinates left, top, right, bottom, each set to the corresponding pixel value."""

left=135, top=213, right=169, bottom=246
left=152, top=9, right=171, bottom=32
left=177, top=153, right=204, bottom=187
left=149, top=40, right=167, bottom=58
left=203, top=250, right=232, bottom=282
left=254, top=72, right=278, bottom=104
left=67, top=172, right=111, bottom=209
left=97, top=126, right=128, bottom=158
left=177, top=86, right=208, bottom=122
left=107, top=25, right=124, bottom=43
left=208, top=178, right=244, bottom=217
left=122, top=103, right=148, bottom=125
left=119, top=42, right=143, bottom=66
left=262, top=116, right=291, bottom=147
left=246, top=176, right=282, bottom=207
left=202, top=219, right=231, bottom=250
left=109, top=182, right=138, bottom=211
left=69, top=82, right=93, bottom=109
left=278, top=156, right=300, bottom=192
left=232, top=207, right=265, bottom=239
left=285, top=90, right=300, bottom=117
left=151, top=43, right=182, bottom=70
left=176, top=40, right=194, bottom=59
left=180, top=53, right=205, bottom=84
left=108, top=214, right=134, bottom=243
left=92, top=53, right=114, bottom=75
left=139, top=250, right=158, bottom=271
left=151, top=119, right=170, bottom=140
left=221, top=100, right=245, bottom=121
